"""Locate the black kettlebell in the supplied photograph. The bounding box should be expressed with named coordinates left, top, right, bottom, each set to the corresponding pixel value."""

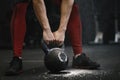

left=41, top=39, right=69, bottom=73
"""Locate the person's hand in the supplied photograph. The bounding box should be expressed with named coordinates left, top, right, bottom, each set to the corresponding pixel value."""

left=53, top=30, right=65, bottom=46
left=43, top=29, right=55, bottom=45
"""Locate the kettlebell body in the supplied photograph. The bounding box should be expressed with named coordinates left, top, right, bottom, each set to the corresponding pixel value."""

left=41, top=40, right=69, bottom=72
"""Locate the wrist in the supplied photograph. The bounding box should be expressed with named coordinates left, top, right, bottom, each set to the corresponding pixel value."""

left=58, top=23, right=67, bottom=32
left=43, top=27, right=51, bottom=31
left=58, top=28, right=66, bottom=33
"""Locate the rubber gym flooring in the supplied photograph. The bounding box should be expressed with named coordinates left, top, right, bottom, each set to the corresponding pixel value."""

left=0, top=44, right=120, bottom=80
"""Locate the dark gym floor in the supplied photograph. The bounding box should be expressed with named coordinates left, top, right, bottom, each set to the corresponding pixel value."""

left=0, top=44, right=120, bottom=80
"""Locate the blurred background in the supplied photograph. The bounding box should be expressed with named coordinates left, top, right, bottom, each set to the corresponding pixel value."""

left=0, top=0, right=120, bottom=49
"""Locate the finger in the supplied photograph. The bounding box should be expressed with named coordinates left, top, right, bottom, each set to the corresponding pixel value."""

left=55, top=40, right=63, bottom=46
left=49, top=41, right=55, bottom=46
left=45, top=40, right=49, bottom=45
left=59, top=41, right=64, bottom=46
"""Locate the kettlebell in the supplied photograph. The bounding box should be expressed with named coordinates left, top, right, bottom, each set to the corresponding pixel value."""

left=41, top=39, right=69, bottom=73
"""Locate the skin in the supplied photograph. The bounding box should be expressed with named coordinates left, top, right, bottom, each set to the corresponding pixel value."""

left=32, top=0, right=74, bottom=45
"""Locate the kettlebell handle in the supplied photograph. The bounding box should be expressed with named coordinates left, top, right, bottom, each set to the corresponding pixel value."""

left=40, top=39, right=64, bottom=55
left=41, top=39, right=49, bottom=55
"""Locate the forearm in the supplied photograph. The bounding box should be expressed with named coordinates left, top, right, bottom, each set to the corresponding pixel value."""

left=58, top=0, right=74, bottom=32
left=32, top=0, right=51, bottom=30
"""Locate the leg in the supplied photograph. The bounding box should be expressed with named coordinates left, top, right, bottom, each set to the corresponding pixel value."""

left=11, top=3, right=28, bottom=57
left=5, top=2, right=28, bottom=76
left=67, top=3, right=100, bottom=69
left=67, top=4, right=82, bottom=55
